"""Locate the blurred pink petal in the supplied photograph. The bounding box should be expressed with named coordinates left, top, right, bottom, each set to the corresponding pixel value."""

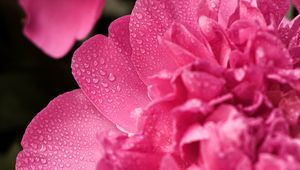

left=256, top=154, right=300, bottom=170
left=72, top=16, right=150, bottom=132
left=160, top=154, right=181, bottom=170
left=16, top=89, right=120, bottom=170
left=97, top=133, right=165, bottom=170
left=19, top=0, right=105, bottom=58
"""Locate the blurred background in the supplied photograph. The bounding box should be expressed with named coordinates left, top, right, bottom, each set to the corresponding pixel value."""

left=0, top=0, right=136, bottom=169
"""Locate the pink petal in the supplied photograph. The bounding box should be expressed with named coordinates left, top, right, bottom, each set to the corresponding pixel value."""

left=159, top=23, right=217, bottom=65
left=182, top=69, right=225, bottom=101
left=173, top=99, right=210, bottom=143
left=198, top=16, right=232, bottom=67
left=72, top=16, right=150, bottom=133
left=279, top=91, right=300, bottom=126
left=16, top=89, right=120, bottom=170
left=239, top=1, right=266, bottom=27
left=181, top=124, right=209, bottom=145
left=19, top=0, right=105, bottom=58
left=206, top=105, right=240, bottom=123
left=160, top=154, right=181, bottom=170
left=251, top=32, right=292, bottom=69
left=97, top=134, right=164, bottom=170
left=98, top=150, right=163, bottom=170
left=140, top=102, right=176, bottom=152
left=256, top=153, right=300, bottom=170
left=200, top=121, right=252, bottom=170
left=147, top=70, right=174, bottom=100
left=217, top=0, right=239, bottom=28
left=130, top=0, right=203, bottom=83
left=256, top=0, right=290, bottom=26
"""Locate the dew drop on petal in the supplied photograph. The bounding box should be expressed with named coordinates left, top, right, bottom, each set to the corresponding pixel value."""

left=108, top=73, right=116, bottom=82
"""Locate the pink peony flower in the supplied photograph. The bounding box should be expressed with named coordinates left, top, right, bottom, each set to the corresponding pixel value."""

left=19, top=0, right=105, bottom=58
left=17, top=0, right=300, bottom=169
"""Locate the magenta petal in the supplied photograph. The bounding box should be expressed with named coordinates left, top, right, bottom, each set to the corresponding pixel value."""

left=98, top=134, right=164, bottom=170
left=160, top=23, right=217, bottom=65
left=217, top=0, right=239, bottom=28
left=198, top=16, right=232, bottom=67
left=201, top=121, right=252, bottom=170
left=256, top=0, right=289, bottom=26
left=182, top=69, right=225, bottom=101
left=256, top=154, right=300, bottom=170
left=160, top=154, right=181, bottom=170
left=72, top=16, right=150, bottom=133
left=19, top=0, right=105, bottom=58
left=130, top=0, right=202, bottom=83
left=16, top=89, right=120, bottom=170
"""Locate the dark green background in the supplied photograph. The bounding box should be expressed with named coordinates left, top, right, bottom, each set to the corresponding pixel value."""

left=0, top=0, right=135, bottom=169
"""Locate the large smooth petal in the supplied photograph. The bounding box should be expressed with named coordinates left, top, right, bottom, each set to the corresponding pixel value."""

left=130, top=0, right=203, bottom=83
left=16, top=89, right=120, bottom=170
left=72, top=16, right=150, bottom=133
left=19, top=0, right=105, bottom=58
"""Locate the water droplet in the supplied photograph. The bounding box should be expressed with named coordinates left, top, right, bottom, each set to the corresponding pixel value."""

left=100, top=58, right=105, bottom=64
left=100, top=70, right=106, bottom=76
left=93, top=61, right=98, bottom=66
left=92, top=78, right=99, bottom=83
left=136, top=13, right=143, bottom=19
left=116, top=85, right=121, bottom=92
left=41, top=158, right=47, bottom=164
left=101, top=82, right=108, bottom=88
left=108, top=73, right=116, bottom=82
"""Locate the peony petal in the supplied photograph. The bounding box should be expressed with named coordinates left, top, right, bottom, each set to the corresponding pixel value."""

left=279, top=91, right=300, bottom=126
left=160, top=23, right=217, bottom=66
left=147, top=70, right=174, bottom=100
left=19, top=0, right=105, bottom=58
left=256, top=0, right=289, bottom=27
left=256, top=153, right=300, bottom=170
left=130, top=0, right=203, bottom=83
left=217, top=0, right=239, bottom=28
left=97, top=134, right=164, bottom=170
left=251, top=32, right=292, bottom=69
left=239, top=1, right=266, bottom=27
left=98, top=149, right=162, bottom=170
left=16, top=89, right=120, bottom=170
left=198, top=16, right=232, bottom=67
left=160, top=154, right=181, bottom=170
left=182, top=69, right=225, bottom=101
left=72, top=16, right=150, bottom=133
left=200, top=121, right=252, bottom=170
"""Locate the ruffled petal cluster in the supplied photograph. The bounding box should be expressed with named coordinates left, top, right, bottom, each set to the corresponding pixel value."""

left=17, top=0, right=300, bottom=169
